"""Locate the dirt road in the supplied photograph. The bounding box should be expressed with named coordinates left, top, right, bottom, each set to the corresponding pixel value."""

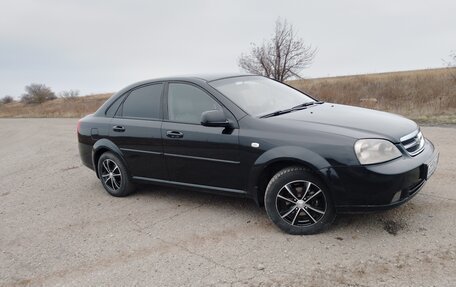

left=0, top=119, right=455, bottom=286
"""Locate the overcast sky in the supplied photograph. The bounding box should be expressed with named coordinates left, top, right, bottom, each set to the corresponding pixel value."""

left=1, top=0, right=455, bottom=97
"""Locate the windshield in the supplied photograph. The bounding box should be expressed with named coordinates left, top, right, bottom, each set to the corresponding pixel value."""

left=209, top=76, right=315, bottom=117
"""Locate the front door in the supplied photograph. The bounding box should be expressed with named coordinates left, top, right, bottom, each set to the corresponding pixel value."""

left=162, top=82, right=241, bottom=190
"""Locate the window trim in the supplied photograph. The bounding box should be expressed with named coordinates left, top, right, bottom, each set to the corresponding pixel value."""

left=164, top=81, right=237, bottom=127
left=114, top=82, right=165, bottom=121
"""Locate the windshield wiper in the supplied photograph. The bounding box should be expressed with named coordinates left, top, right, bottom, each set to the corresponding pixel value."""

left=260, top=101, right=324, bottom=119
left=259, top=108, right=294, bottom=118
left=291, top=101, right=324, bottom=110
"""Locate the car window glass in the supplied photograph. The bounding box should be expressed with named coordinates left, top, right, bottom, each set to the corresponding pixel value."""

left=209, top=76, right=314, bottom=117
left=105, top=94, right=125, bottom=117
left=122, top=84, right=163, bottom=119
left=168, top=83, right=222, bottom=124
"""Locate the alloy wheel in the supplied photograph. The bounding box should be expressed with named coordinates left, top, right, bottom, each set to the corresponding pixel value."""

left=100, top=159, right=122, bottom=191
left=275, top=180, right=327, bottom=226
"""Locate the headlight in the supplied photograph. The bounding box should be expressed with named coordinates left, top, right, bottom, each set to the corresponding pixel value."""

left=354, top=139, right=402, bottom=165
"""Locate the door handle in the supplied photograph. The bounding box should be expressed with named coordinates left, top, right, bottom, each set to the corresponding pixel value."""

left=166, top=131, right=184, bottom=139
left=112, top=125, right=125, bottom=132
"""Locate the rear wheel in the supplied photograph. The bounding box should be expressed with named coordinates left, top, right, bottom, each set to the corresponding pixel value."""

left=97, top=152, right=135, bottom=197
left=264, top=167, right=335, bottom=235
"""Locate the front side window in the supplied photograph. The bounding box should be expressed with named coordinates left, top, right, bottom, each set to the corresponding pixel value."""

left=209, top=76, right=315, bottom=117
left=167, top=83, right=222, bottom=124
left=121, top=83, right=163, bottom=119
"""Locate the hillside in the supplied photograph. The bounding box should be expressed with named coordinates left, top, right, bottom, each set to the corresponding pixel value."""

left=0, top=67, right=455, bottom=123
left=0, top=93, right=112, bottom=118
left=289, top=67, right=456, bottom=124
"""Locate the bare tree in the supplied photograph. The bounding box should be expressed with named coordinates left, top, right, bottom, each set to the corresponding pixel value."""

left=443, top=51, right=456, bottom=66
left=448, top=51, right=455, bottom=66
left=59, top=89, right=80, bottom=101
left=21, top=84, right=56, bottom=104
left=443, top=51, right=456, bottom=81
left=239, top=18, right=317, bottom=82
left=1, top=95, right=14, bottom=104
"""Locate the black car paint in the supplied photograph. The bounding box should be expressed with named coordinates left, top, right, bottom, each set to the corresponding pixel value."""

left=78, top=74, right=438, bottom=212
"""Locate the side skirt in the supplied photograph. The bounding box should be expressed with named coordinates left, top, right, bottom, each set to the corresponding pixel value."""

left=132, top=176, right=249, bottom=198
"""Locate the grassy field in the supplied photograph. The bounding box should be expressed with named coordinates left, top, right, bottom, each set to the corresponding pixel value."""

left=289, top=67, right=456, bottom=124
left=1, top=68, right=455, bottom=123
left=0, top=93, right=112, bottom=118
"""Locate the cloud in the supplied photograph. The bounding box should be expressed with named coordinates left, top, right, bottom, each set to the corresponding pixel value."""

left=0, top=0, right=455, bottom=97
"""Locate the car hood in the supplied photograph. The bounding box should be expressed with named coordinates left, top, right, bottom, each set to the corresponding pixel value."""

left=267, top=103, right=418, bottom=142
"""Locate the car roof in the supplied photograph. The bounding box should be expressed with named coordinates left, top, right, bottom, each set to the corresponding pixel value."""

left=114, top=73, right=256, bottom=96
left=143, top=73, right=255, bottom=83
left=181, top=73, right=255, bottom=82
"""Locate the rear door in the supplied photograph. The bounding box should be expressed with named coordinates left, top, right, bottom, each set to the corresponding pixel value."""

left=109, top=83, right=166, bottom=180
left=162, top=82, right=242, bottom=190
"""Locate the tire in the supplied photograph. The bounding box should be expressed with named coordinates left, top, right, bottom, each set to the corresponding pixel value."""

left=264, top=167, right=335, bottom=235
left=97, top=152, right=135, bottom=197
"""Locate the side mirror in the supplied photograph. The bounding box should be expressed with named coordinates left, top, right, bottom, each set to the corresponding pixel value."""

left=201, top=110, right=232, bottom=128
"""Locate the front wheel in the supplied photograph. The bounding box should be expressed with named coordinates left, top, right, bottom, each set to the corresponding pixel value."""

left=264, top=167, right=335, bottom=235
left=97, top=152, right=135, bottom=197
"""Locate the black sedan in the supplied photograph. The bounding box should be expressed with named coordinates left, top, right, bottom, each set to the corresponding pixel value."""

left=78, top=74, right=439, bottom=234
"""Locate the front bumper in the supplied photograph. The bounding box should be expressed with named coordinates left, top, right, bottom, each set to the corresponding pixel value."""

left=322, top=139, right=439, bottom=213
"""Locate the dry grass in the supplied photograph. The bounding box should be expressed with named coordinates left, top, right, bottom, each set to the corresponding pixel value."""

left=1, top=68, right=455, bottom=123
left=289, top=67, right=456, bottom=124
left=0, top=93, right=112, bottom=118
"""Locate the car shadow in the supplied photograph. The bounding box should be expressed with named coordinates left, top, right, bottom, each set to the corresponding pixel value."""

left=108, top=182, right=423, bottom=236
left=330, top=201, right=420, bottom=236
left=133, top=183, right=266, bottom=216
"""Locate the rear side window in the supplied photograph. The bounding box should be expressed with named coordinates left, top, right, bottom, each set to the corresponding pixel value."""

left=168, top=83, right=222, bottom=124
left=105, top=94, right=125, bottom=117
left=121, top=84, right=163, bottom=119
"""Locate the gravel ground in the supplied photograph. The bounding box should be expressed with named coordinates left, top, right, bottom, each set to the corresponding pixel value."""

left=0, top=118, right=455, bottom=287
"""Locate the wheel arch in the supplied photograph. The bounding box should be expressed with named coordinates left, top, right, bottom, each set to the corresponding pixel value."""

left=247, top=146, right=333, bottom=206
left=92, top=139, right=130, bottom=179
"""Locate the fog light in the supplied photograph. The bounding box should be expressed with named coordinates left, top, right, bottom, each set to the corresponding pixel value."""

left=391, top=191, right=402, bottom=203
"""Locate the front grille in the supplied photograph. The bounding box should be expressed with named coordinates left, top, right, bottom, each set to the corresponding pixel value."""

left=400, top=130, right=425, bottom=156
